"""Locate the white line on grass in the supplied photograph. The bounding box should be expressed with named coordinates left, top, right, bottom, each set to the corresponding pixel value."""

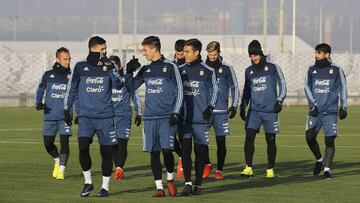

left=1, top=140, right=360, bottom=149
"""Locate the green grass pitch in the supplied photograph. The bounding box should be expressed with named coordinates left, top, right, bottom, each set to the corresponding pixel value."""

left=0, top=106, right=359, bottom=203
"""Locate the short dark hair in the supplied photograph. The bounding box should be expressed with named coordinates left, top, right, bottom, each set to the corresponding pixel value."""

left=55, top=47, right=69, bottom=58
left=315, top=43, right=331, bottom=54
left=185, top=39, right=202, bottom=54
left=174, top=39, right=186, bottom=52
left=88, top=36, right=106, bottom=49
left=109, top=55, right=121, bottom=67
left=142, top=36, right=161, bottom=51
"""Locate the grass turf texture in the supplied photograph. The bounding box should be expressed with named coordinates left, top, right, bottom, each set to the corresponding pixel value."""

left=0, top=106, right=359, bottom=203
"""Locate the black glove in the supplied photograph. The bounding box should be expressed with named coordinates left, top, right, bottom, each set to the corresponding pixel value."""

left=100, top=55, right=115, bottom=70
left=339, top=107, right=347, bottom=120
left=273, top=101, right=283, bottom=114
left=74, top=116, right=79, bottom=125
left=126, top=56, right=141, bottom=74
left=228, top=106, right=237, bottom=119
left=240, top=108, right=246, bottom=121
left=202, top=106, right=214, bottom=121
left=35, top=102, right=44, bottom=111
left=64, top=110, right=72, bottom=126
left=310, top=106, right=319, bottom=117
left=169, top=113, right=179, bottom=126
left=134, top=115, right=142, bottom=126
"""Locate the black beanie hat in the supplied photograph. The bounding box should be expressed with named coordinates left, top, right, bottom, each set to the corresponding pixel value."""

left=315, top=43, right=331, bottom=54
left=248, top=40, right=264, bottom=56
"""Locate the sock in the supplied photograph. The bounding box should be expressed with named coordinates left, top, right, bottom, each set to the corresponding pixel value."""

left=155, top=180, right=163, bottom=190
left=216, top=136, right=226, bottom=171
left=162, top=149, right=174, bottom=173
left=265, top=133, right=277, bottom=169
left=83, top=169, right=92, bottom=184
left=182, top=139, right=192, bottom=183
left=185, top=181, right=192, bottom=186
left=306, top=128, right=322, bottom=160
left=194, top=144, right=206, bottom=186
left=204, top=145, right=210, bottom=165
left=317, top=157, right=324, bottom=162
left=324, top=167, right=330, bottom=172
left=244, top=129, right=257, bottom=167
left=167, top=172, right=174, bottom=181
left=150, top=151, right=162, bottom=180
left=324, top=136, right=336, bottom=169
left=102, top=176, right=110, bottom=191
left=54, top=157, right=60, bottom=164
left=59, top=165, right=65, bottom=173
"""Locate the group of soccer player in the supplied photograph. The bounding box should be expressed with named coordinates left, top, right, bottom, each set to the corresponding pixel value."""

left=35, top=34, right=348, bottom=197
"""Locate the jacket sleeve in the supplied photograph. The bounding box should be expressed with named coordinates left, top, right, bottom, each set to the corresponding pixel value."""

left=131, top=90, right=142, bottom=116
left=64, top=65, right=80, bottom=111
left=171, top=64, right=183, bottom=114
left=227, top=65, right=240, bottom=108
left=304, top=68, right=317, bottom=108
left=125, top=67, right=145, bottom=92
left=35, top=73, right=47, bottom=105
left=109, top=69, right=124, bottom=90
left=338, top=66, right=348, bottom=108
left=205, top=68, right=219, bottom=108
left=240, top=70, right=251, bottom=110
left=274, top=64, right=287, bottom=103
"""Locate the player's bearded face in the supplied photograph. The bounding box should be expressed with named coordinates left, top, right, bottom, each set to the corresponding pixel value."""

left=184, top=45, right=199, bottom=63
left=207, top=51, right=219, bottom=62
left=56, top=52, right=71, bottom=69
left=175, top=50, right=184, bottom=59
left=249, top=54, right=261, bottom=65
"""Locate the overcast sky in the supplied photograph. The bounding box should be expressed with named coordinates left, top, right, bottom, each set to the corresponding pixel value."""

left=0, top=0, right=358, bottom=52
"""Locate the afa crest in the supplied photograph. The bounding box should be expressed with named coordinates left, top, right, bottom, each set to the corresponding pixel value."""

left=162, top=65, right=167, bottom=73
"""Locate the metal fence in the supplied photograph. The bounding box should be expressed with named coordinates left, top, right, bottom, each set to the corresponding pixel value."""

left=0, top=51, right=359, bottom=106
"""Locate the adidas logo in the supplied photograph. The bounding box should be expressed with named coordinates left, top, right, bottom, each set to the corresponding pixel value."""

left=50, top=74, right=55, bottom=78
left=83, top=67, right=89, bottom=71
left=146, top=69, right=151, bottom=73
left=224, top=129, right=229, bottom=133
left=312, top=70, right=317, bottom=74
left=250, top=70, right=253, bottom=75
left=181, top=70, right=186, bottom=75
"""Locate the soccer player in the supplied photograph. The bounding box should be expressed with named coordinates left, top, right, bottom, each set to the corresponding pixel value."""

left=203, top=41, right=239, bottom=180
left=64, top=36, right=122, bottom=197
left=179, top=39, right=218, bottom=196
left=304, top=43, right=347, bottom=179
left=126, top=36, right=183, bottom=197
left=173, top=39, right=186, bottom=179
left=109, top=55, right=142, bottom=181
left=35, top=47, right=72, bottom=180
left=174, top=39, right=186, bottom=66
left=239, top=40, right=287, bottom=178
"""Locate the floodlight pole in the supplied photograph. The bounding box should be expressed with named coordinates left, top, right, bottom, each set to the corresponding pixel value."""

left=263, top=0, right=268, bottom=53
left=292, top=0, right=296, bottom=55
left=118, top=0, right=123, bottom=58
